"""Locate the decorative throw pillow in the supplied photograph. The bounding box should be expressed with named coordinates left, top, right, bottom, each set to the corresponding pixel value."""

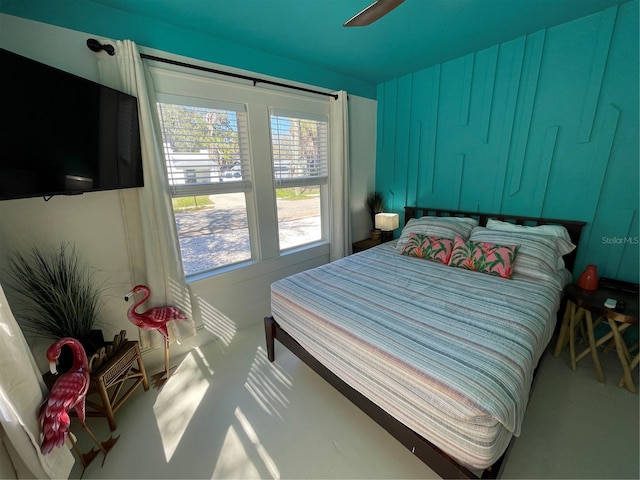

left=399, top=233, right=454, bottom=264
left=448, top=236, right=520, bottom=279
left=469, top=227, right=567, bottom=289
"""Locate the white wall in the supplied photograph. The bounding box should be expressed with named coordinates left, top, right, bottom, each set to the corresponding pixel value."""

left=0, top=14, right=377, bottom=370
left=348, top=95, right=377, bottom=242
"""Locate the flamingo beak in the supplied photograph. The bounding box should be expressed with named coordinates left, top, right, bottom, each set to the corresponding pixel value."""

left=124, top=290, right=134, bottom=302
left=49, top=360, right=58, bottom=375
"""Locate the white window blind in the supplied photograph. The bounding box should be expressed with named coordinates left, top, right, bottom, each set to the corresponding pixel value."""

left=270, top=109, right=328, bottom=188
left=157, top=96, right=251, bottom=196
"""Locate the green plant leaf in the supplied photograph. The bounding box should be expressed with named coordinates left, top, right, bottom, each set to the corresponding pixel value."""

left=4, top=242, right=106, bottom=341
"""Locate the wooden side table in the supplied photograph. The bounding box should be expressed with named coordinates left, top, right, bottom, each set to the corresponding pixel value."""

left=86, top=340, right=149, bottom=430
left=352, top=237, right=382, bottom=253
left=554, top=281, right=639, bottom=392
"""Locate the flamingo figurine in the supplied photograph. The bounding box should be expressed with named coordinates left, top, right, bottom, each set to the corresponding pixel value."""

left=39, top=337, right=118, bottom=475
left=124, top=285, right=186, bottom=388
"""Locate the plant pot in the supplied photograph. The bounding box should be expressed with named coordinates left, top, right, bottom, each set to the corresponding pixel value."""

left=370, top=229, right=381, bottom=241
left=83, top=329, right=105, bottom=357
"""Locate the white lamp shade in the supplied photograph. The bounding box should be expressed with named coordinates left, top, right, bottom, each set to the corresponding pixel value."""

left=375, top=212, right=399, bottom=231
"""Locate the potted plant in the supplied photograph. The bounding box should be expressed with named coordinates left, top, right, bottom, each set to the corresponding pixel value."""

left=365, top=191, right=385, bottom=240
left=4, top=242, right=106, bottom=371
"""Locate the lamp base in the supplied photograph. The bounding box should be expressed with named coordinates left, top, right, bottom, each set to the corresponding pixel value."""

left=381, top=230, right=394, bottom=242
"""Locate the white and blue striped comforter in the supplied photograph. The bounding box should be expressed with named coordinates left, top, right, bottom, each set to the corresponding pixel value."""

left=271, top=242, right=562, bottom=469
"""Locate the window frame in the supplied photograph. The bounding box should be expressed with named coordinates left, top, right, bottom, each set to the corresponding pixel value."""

left=269, top=108, right=330, bottom=251
left=147, top=63, right=332, bottom=278
left=156, top=94, right=252, bottom=197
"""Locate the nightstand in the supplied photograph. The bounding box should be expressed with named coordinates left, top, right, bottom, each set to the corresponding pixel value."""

left=352, top=237, right=382, bottom=253
left=553, top=279, right=639, bottom=392
left=87, top=340, right=149, bottom=430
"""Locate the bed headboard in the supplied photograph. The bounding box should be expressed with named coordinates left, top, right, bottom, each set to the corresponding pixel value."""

left=404, top=206, right=587, bottom=273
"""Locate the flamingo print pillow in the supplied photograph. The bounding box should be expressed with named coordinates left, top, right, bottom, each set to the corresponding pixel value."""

left=448, top=236, right=520, bottom=279
left=399, top=233, right=454, bottom=264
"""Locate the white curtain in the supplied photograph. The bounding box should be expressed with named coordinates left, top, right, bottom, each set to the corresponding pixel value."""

left=94, top=40, right=195, bottom=347
left=330, top=91, right=351, bottom=261
left=0, top=283, right=74, bottom=479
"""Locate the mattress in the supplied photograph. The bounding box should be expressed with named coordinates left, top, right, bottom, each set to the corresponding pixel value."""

left=270, top=242, right=563, bottom=469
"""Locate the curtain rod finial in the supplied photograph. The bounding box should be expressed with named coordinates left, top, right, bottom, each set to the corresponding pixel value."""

left=87, top=38, right=115, bottom=56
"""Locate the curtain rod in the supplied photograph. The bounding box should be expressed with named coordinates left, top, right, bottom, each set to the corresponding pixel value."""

left=86, top=38, right=338, bottom=100
left=140, top=53, right=340, bottom=100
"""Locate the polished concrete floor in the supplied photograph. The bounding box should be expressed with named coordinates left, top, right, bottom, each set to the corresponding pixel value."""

left=72, top=322, right=639, bottom=479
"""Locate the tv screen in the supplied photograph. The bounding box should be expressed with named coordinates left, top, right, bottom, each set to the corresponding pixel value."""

left=0, top=48, right=143, bottom=200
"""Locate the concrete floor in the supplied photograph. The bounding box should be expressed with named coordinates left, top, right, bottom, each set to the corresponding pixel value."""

left=72, top=322, right=639, bottom=479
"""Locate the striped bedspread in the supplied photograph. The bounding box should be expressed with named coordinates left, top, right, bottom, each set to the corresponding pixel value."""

left=271, top=242, right=562, bottom=469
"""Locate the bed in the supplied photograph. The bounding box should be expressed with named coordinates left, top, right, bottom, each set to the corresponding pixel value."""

left=264, top=206, right=586, bottom=478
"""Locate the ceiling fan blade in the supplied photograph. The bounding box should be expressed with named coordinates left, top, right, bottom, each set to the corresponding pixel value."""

left=343, top=0, right=405, bottom=27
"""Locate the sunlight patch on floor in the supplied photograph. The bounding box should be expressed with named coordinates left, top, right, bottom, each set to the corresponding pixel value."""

left=197, top=295, right=237, bottom=347
left=192, top=345, right=215, bottom=376
left=235, top=407, right=280, bottom=479
left=245, top=346, right=292, bottom=419
left=153, top=351, right=209, bottom=462
left=212, top=423, right=261, bottom=479
left=212, top=407, right=280, bottom=480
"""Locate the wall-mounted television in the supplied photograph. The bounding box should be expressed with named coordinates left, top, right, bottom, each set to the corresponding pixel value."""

left=0, top=48, right=143, bottom=201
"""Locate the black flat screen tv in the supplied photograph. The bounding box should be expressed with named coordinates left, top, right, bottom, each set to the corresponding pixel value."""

left=0, top=48, right=143, bottom=201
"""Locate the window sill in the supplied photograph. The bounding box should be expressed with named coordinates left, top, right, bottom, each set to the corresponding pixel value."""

left=186, top=259, right=257, bottom=283
left=186, top=241, right=330, bottom=285
left=279, top=240, right=329, bottom=256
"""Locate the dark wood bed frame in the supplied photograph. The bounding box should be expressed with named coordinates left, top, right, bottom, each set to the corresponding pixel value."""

left=265, top=207, right=586, bottom=479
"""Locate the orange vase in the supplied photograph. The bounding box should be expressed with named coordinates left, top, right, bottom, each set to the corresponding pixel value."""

left=578, top=264, right=599, bottom=290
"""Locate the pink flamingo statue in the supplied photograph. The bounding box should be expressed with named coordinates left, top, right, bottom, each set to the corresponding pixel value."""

left=39, top=337, right=118, bottom=475
left=124, top=285, right=186, bottom=388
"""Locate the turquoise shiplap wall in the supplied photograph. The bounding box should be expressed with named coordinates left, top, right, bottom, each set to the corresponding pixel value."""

left=376, top=2, right=639, bottom=283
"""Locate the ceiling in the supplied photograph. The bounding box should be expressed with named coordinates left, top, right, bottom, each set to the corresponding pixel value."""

left=86, top=0, right=630, bottom=85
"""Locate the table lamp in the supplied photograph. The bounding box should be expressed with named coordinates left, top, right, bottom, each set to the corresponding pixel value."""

left=375, top=213, right=399, bottom=242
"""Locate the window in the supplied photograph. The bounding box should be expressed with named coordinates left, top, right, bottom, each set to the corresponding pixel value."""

left=156, top=97, right=252, bottom=275
left=149, top=64, right=333, bottom=278
left=270, top=110, right=328, bottom=250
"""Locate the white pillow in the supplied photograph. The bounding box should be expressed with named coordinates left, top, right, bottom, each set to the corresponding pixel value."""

left=485, top=218, right=576, bottom=256
left=485, top=218, right=575, bottom=270
left=396, top=216, right=479, bottom=252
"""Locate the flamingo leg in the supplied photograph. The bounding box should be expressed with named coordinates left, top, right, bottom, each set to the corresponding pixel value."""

left=80, top=422, right=119, bottom=466
left=165, top=334, right=170, bottom=380
left=69, top=432, right=99, bottom=478
left=150, top=335, right=176, bottom=389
